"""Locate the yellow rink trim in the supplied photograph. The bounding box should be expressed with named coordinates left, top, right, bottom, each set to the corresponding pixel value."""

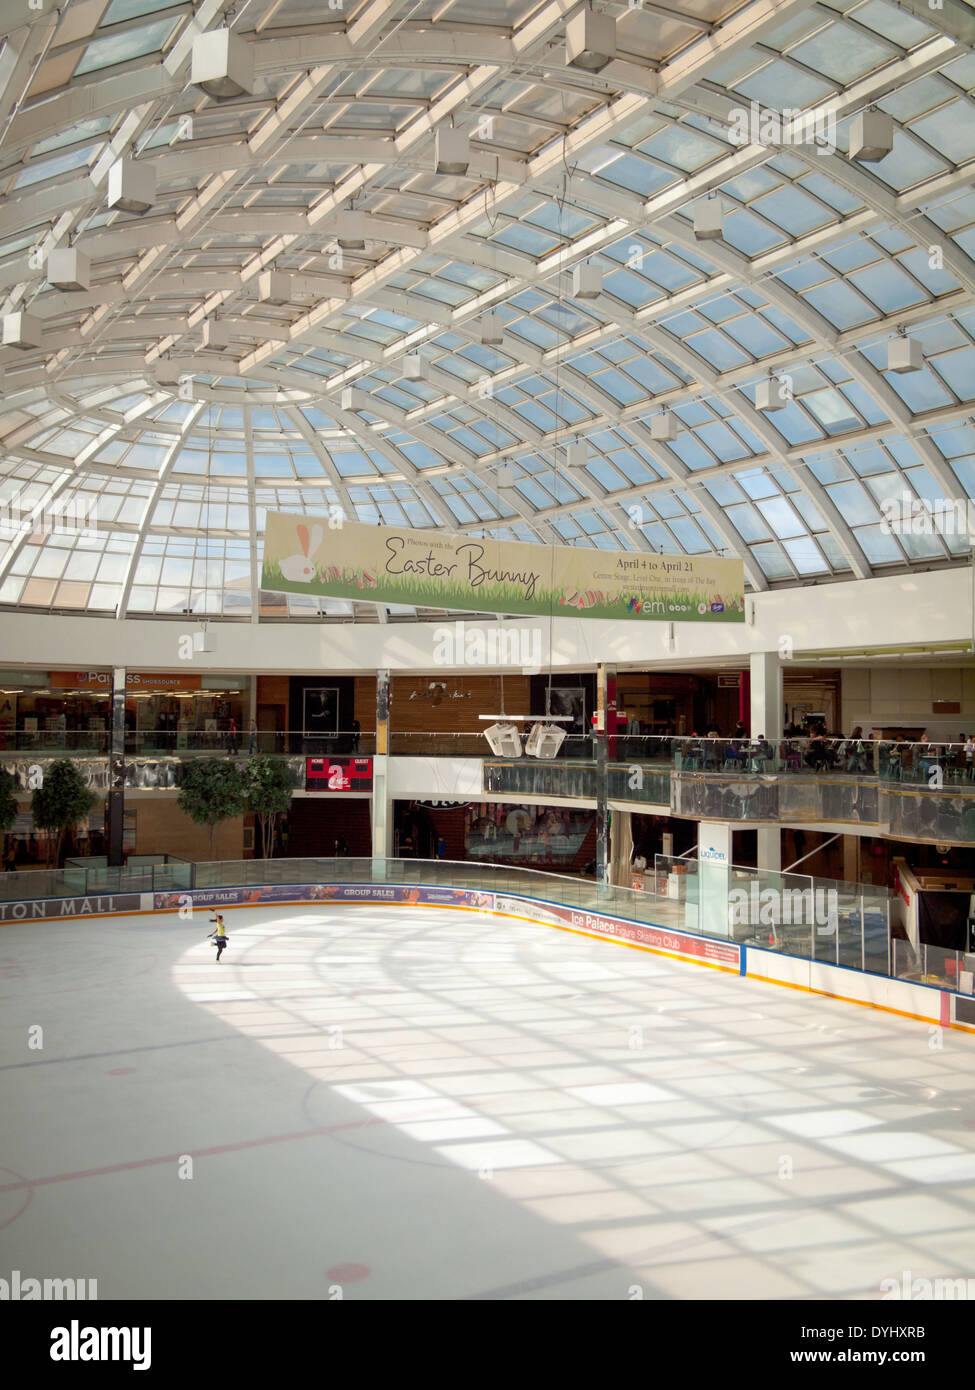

left=14, top=892, right=975, bottom=1036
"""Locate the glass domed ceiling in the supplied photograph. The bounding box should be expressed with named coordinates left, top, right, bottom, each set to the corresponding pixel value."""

left=0, top=0, right=973, bottom=621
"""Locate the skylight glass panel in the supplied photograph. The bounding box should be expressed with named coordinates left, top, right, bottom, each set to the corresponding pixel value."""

left=790, top=25, right=892, bottom=84
left=751, top=186, right=831, bottom=237
left=726, top=504, right=772, bottom=543
left=932, top=347, right=975, bottom=400
left=14, top=143, right=102, bottom=189
left=855, top=524, right=904, bottom=564
left=849, top=262, right=926, bottom=314
left=721, top=315, right=789, bottom=357
left=74, top=16, right=178, bottom=75
left=635, top=126, right=721, bottom=172
left=802, top=279, right=875, bottom=329
left=751, top=542, right=795, bottom=579
left=883, top=369, right=955, bottom=412
left=721, top=210, right=786, bottom=257
left=783, top=535, right=829, bottom=574
left=735, top=60, right=835, bottom=110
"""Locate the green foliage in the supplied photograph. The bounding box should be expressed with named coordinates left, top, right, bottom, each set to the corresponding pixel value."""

left=177, top=759, right=248, bottom=858
left=31, top=760, right=97, bottom=866
left=0, top=766, right=18, bottom=837
left=244, top=755, right=296, bottom=858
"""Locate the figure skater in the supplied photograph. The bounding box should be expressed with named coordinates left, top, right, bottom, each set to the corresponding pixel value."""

left=208, top=912, right=229, bottom=963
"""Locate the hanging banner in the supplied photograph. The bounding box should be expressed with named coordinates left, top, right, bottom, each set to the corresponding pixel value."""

left=261, top=513, right=745, bottom=622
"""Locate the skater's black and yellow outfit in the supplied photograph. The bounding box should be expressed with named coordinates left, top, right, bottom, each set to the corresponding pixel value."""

left=208, top=915, right=228, bottom=962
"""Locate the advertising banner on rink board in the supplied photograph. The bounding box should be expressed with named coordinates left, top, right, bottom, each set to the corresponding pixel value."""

left=154, top=884, right=496, bottom=912
left=261, top=512, right=745, bottom=622
left=493, top=893, right=741, bottom=969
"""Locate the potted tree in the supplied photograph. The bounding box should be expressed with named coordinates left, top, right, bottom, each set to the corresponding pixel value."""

left=245, top=754, right=296, bottom=859
left=31, top=760, right=97, bottom=868
left=0, top=765, right=19, bottom=871
left=177, top=758, right=248, bottom=860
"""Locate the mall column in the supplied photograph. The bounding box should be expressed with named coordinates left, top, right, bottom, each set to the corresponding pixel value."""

left=107, top=666, right=126, bottom=867
left=751, top=650, right=782, bottom=875
left=371, top=668, right=391, bottom=880
left=595, top=662, right=617, bottom=886
left=697, top=821, right=732, bottom=937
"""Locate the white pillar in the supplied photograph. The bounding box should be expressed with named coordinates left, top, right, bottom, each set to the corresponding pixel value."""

left=757, top=826, right=781, bottom=874
left=750, top=651, right=782, bottom=740
left=697, top=821, right=732, bottom=938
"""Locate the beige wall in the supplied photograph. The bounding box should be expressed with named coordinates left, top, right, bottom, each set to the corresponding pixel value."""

left=842, top=665, right=975, bottom=739
left=132, top=795, right=244, bottom=862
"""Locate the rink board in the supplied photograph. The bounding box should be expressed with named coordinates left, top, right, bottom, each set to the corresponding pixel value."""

left=1, top=878, right=969, bottom=1032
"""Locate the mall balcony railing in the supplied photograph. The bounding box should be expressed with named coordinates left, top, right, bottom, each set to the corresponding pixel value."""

left=484, top=735, right=975, bottom=840
left=5, top=852, right=965, bottom=998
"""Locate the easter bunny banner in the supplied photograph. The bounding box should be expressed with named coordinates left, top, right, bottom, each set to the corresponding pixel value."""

left=261, top=511, right=745, bottom=623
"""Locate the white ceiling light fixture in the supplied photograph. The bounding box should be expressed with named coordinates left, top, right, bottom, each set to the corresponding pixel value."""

left=2, top=312, right=43, bottom=350
left=482, top=721, right=523, bottom=757
left=335, top=211, right=367, bottom=251
left=202, top=319, right=230, bottom=350
left=565, top=7, right=616, bottom=71
left=257, top=271, right=294, bottom=305
left=565, top=439, right=588, bottom=468
left=190, top=28, right=255, bottom=100
left=693, top=196, right=724, bottom=241
left=849, top=109, right=894, bottom=163
left=46, top=247, right=90, bottom=292
left=480, top=312, right=504, bottom=345
left=494, top=464, right=516, bottom=488
left=341, top=387, right=357, bottom=410
left=572, top=261, right=602, bottom=299
left=525, top=722, right=566, bottom=759
left=886, top=329, right=922, bottom=374
left=403, top=353, right=423, bottom=381
left=650, top=411, right=677, bottom=441
left=435, top=125, right=470, bottom=176
left=194, top=618, right=215, bottom=653
left=755, top=374, right=790, bottom=413
left=106, top=158, right=155, bottom=215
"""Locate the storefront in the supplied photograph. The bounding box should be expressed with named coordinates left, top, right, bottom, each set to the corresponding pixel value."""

left=0, top=670, right=247, bottom=752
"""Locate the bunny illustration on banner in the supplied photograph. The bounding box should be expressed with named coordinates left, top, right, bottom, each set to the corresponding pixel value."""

left=279, top=523, right=322, bottom=583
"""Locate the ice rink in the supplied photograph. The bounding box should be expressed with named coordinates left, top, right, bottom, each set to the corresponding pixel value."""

left=3, top=900, right=975, bottom=1301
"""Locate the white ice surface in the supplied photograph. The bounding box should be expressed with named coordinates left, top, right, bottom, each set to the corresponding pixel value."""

left=1, top=903, right=974, bottom=1300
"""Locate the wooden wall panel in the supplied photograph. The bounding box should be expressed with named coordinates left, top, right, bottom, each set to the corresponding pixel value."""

left=134, top=798, right=243, bottom=861
left=390, top=674, right=531, bottom=734
left=355, top=676, right=377, bottom=730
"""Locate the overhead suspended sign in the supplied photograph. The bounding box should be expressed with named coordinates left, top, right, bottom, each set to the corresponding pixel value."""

left=261, top=513, right=745, bottom=623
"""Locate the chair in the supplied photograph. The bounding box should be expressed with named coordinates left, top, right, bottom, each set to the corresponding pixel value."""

left=683, top=743, right=703, bottom=771
left=724, top=741, right=747, bottom=771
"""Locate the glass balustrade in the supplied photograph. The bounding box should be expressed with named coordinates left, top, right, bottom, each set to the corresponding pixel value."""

left=3, top=853, right=969, bottom=1003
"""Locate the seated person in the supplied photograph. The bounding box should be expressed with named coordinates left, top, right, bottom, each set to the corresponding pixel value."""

left=751, top=735, right=773, bottom=770
left=844, top=727, right=867, bottom=773
left=805, top=733, right=829, bottom=771
left=724, top=739, right=748, bottom=770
